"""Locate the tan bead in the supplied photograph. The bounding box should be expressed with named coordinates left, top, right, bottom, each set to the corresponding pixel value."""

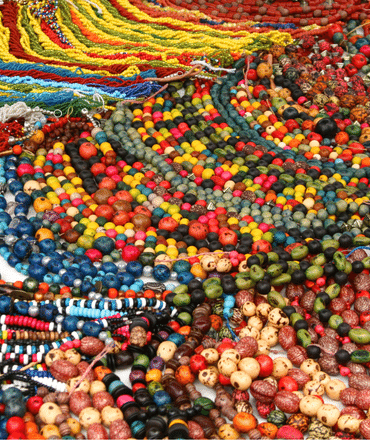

left=40, top=424, right=60, bottom=439
left=272, top=358, right=293, bottom=379
left=337, top=415, right=361, bottom=433
left=238, top=358, right=260, bottom=379
left=201, top=255, right=219, bottom=272
left=247, top=316, right=263, bottom=331
left=101, top=406, right=123, bottom=427
left=64, top=349, right=81, bottom=365
left=79, top=407, right=101, bottom=430
left=67, top=376, right=90, bottom=394
left=325, top=379, right=346, bottom=401
left=238, top=326, right=260, bottom=340
left=303, top=380, right=325, bottom=396
left=317, top=404, right=340, bottom=427
left=241, top=302, right=256, bottom=317
left=268, top=308, right=289, bottom=329
left=218, top=423, right=240, bottom=440
left=89, top=381, right=106, bottom=396
left=256, top=303, right=272, bottom=320
left=300, top=359, right=321, bottom=377
left=39, top=402, right=63, bottom=425
left=198, top=368, right=219, bottom=388
left=230, top=371, right=252, bottom=391
left=45, top=349, right=65, bottom=367
left=260, top=326, right=279, bottom=347
left=217, top=358, right=237, bottom=378
left=157, top=341, right=177, bottom=362
left=312, top=371, right=330, bottom=386
left=299, top=395, right=323, bottom=417
left=216, top=258, right=232, bottom=273
left=201, top=348, right=219, bottom=364
left=220, top=349, right=241, bottom=364
left=256, top=339, right=270, bottom=356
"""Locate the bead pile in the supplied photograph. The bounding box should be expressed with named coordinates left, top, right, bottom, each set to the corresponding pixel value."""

left=3, top=3, right=370, bottom=440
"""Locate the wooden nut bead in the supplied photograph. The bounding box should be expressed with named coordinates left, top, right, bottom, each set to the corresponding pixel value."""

left=238, top=358, right=260, bottom=379
left=220, top=349, right=241, bottom=364
left=272, top=358, right=292, bottom=379
left=201, top=348, right=219, bottom=364
left=256, top=340, right=270, bottom=356
left=303, top=380, right=325, bottom=396
left=247, top=316, right=263, bottom=331
left=300, top=359, right=321, bottom=378
left=312, top=372, right=330, bottom=386
left=260, top=326, right=279, bottom=347
left=317, top=404, right=340, bottom=427
left=299, top=395, right=323, bottom=417
left=217, top=358, right=237, bottom=378
left=337, top=415, right=361, bottom=433
left=242, top=302, right=256, bottom=317
left=325, top=379, right=346, bottom=401
left=268, top=308, right=289, bottom=329
left=230, top=371, right=252, bottom=391
left=199, top=369, right=219, bottom=388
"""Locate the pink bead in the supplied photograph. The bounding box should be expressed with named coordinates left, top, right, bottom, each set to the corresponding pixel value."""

left=239, top=110, right=246, bottom=116
left=111, top=175, right=121, bottom=183
left=198, top=215, right=208, bottom=224
left=237, top=80, right=244, bottom=86
left=163, top=194, right=171, bottom=201
left=360, top=45, right=370, bottom=57
left=361, top=123, right=369, bottom=129
left=276, top=203, right=284, bottom=209
left=253, top=177, right=264, bottom=185
left=80, top=131, right=90, bottom=138
left=106, top=229, right=117, bottom=238
left=73, top=339, right=81, bottom=348
left=215, top=167, right=223, bottom=176
left=297, top=96, right=307, bottom=105
left=263, top=182, right=272, bottom=190
left=268, top=175, right=278, bottom=183
left=310, top=105, right=319, bottom=110
left=71, top=199, right=83, bottom=207
left=283, top=146, right=292, bottom=150
left=207, top=211, right=216, bottom=219
left=344, top=119, right=352, bottom=126
left=340, top=366, right=351, bottom=377
left=214, top=185, right=223, bottom=191
left=181, top=203, right=191, bottom=211
left=229, top=251, right=238, bottom=258
left=52, top=154, right=63, bottom=164
left=194, top=177, right=203, bottom=185
left=115, top=240, right=126, bottom=249
left=106, top=166, right=118, bottom=177
left=117, top=161, right=126, bottom=168
left=233, top=190, right=242, bottom=197
left=231, top=258, right=239, bottom=266
left=135, top=231, right=146, bottom=240
left=259, top=223, right=269, bottom=233
left=146, top=181, right=156, bottom=189
left=46, top=152, right=53, bottom=160
left=179, top=170, right=188, bottom=177
left=165, top=158, right=172, bottom=164
left=221, top=171, right=232, bottom=180
left=17, top=164, right=35, bottom=176
left=152, top=111, right=163, bottom=118
left=255, top=198, right=265, bottom=206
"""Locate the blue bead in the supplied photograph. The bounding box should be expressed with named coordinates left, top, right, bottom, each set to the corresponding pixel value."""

left=126, top=261, right=143, bottom=277
left=153, top=264, right=170, bottom=282
left=166, top=333, right=185, bottom=346
left=62, top=316, right=79, bottom=332
left=177, top=272, right=194, bottom=284
left=153, top=390, right=171, bottom=406
left=0, top=296, right=11, bottom=314
left=82, top=321, right=102, bottom=337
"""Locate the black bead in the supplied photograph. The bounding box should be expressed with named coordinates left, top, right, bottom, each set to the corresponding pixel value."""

left=157, top=406, right=168, bottom=416
left=317, top=292, right=331, bottom=306
left=307, top=240, right=322, bottom=254
left=291, top=270, right=306, bottom=284
left=334, top=271, right=348, bottom=286
left=352, top=261, right=364, bottom=274
left=323, top=247, right=336, bottom=260
left=338, top=234, right=353, bottom=248
left=255, top=280, right=271, bottom=295
left=294, top=319, right=309, bottom=331
left=335, top=349, right=351, bottom=365
left=337, top=322, right=351, bottom=337
left=282, top=306, right=296, bottom=317
left=318, top=309, right=332, bottom=323
left=306, top=345, right=321, bottom=359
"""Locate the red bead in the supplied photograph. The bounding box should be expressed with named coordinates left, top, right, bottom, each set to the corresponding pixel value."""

left=26, top=396, right=44, bottom=415
left=278, top=376, right=298, bottom=392
left=255, top=354, right=273, bottom=377
left=6, top=417, right=25, bottom=434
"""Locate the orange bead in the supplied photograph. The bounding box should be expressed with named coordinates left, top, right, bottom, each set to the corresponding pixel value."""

left=209, top=314, right=223, bottom=331
left=145, top=369, right=162, bottom=383
left=177, top=325, right=191, bottom=336
left=108, top=288, right=118, bottom=299
left=175, top=365, right=195, bottom=385
left=257, top=422, right=278, bottom=439
left=233, top=413, right=257, bottom=433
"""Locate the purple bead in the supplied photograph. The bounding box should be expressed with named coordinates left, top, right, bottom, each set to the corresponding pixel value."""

left=149, top=356, right=165, bottom=371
